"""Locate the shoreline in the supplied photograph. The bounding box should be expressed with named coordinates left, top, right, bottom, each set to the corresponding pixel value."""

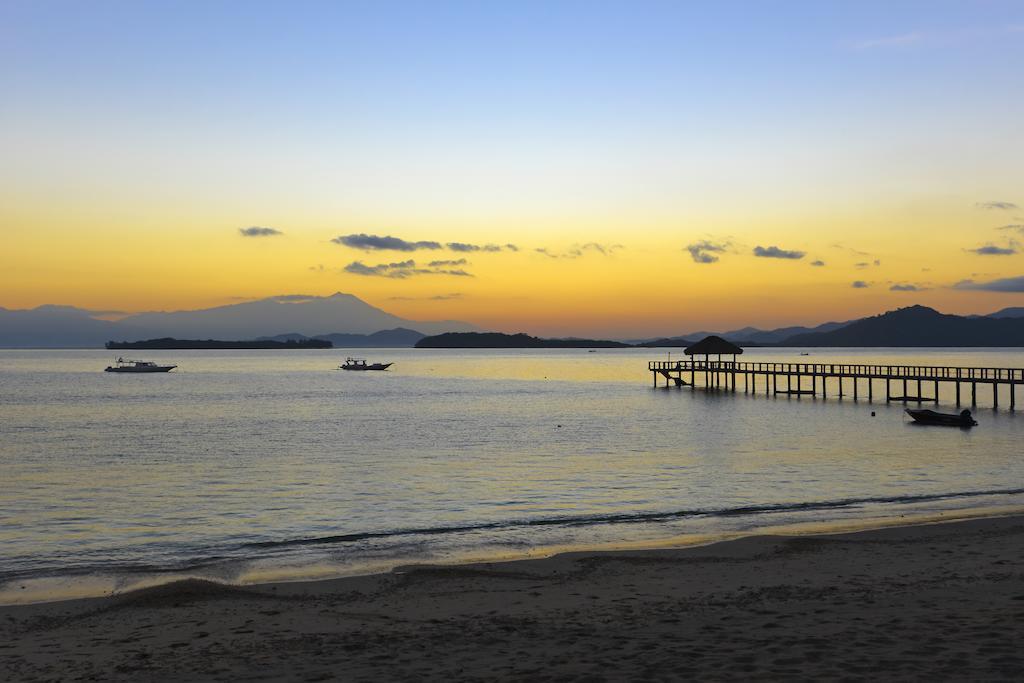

left=4, top=512, right=1024, bottom=679
left=4, top=503, right=1024, bottom=608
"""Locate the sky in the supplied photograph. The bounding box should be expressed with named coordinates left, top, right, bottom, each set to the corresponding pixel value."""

left=2, top=1, right=1023, bottom=337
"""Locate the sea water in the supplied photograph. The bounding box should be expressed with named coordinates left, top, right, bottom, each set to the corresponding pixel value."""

left=2, top=347, right=1023, bottom=603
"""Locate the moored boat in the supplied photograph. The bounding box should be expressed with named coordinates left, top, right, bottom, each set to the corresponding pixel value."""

left=905, top=408, right=977, bottom=427
left=104, top=357, right=177, bottom=373
left=339, top=357, right=392, bottom=371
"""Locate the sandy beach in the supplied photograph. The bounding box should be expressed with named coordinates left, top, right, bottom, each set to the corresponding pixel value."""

left=2, top=515, right=1023, bottom=681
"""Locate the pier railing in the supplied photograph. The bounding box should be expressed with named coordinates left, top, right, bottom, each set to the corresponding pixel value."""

left=648, top=360, right=1024, bottom=383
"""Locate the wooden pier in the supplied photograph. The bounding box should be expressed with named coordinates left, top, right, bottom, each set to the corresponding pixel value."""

left=649, top=360, right=1024, bottom=411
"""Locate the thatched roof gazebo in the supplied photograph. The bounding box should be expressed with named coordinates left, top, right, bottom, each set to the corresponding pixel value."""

left=684, top=335, right=743, bottom=361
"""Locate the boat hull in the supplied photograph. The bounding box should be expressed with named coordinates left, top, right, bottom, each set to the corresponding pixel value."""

left=340, top=363, right=392, bottom=371
left=905, top=409, right=976, bottom=427
left=104, top=366, right=176, bottom=373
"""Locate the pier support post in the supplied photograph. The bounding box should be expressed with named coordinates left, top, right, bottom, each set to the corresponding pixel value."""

left=994, top=383, right=998, bottom=409
left=1012, top=384, right=1016, bottom=411
left=839, top=377, right=843, bottom=398
left=812, top=374, right=817, bottom=397
left=917, top=379, right=922, bottom=402
left=934, top=380, right=939, bottom=405
left=972, top=382, right=977, bottom=407
left=956, top=381, right=961, bottom=407
left=886, top=379, right=891, bottom=402
left=853, top=377, right=858, bottom=400
left=902, top=379, right=908, bottom=402
left=868, top=378, right=873, bottom=402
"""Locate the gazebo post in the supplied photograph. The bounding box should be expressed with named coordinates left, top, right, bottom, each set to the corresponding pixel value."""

left=683, top=336, right=744, bottom=394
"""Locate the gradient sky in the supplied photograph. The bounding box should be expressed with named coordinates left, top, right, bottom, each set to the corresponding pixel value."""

left=2, top=1, right=1023, bottom=336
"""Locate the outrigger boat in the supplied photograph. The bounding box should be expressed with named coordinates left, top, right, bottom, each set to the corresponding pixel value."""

left=104, top=357, right=177, bottom=373
left=339, top=357, right=392, bottom=371
left=905, top=408, right=977, bottom=427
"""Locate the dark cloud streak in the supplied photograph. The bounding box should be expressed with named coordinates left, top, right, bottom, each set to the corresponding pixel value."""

left=239, top=226, right=282, bottom=237
left=753, top=245, right=805, bottom=260
left=954, top=276, right=1024, bottom=292
left=685, top=240, right=729, bottom=264
left=334, top=234, right=442, bottom=251
left=344, top=259, right=473, bottom=278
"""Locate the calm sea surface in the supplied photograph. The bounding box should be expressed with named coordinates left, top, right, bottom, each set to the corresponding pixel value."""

left=2, top=347, right=1024, bottom=603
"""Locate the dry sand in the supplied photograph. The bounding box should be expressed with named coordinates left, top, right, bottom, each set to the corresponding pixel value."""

left=3, top=515, right=1024, bottom=681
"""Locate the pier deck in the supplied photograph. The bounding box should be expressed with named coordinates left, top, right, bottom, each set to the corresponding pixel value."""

left=649, top=360, right=1023, bottom=410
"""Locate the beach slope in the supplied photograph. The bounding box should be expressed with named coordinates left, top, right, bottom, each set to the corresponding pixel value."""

left=3, top=516, right=1024, bottom=680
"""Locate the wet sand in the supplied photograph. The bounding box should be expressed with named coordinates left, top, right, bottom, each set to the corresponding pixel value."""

left=3, top=515, right=1024, bottom=681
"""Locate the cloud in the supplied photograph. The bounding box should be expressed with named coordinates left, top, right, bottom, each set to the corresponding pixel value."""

left=535, top=243, right=623, bottom=259
left=239, top=226, right=282, bottom=237
left=831, top=243, right=873, bottom=257
left=344, top=260, right=473, bottom=278
left=685, top=240, right=729, bottom=264
left=890, top=283, right=920, bottom=291
left=967, top=243, right=1017, bottom=256
left=854, top=259, right=882, bottom=269
left=446, top=242, right=512, bottom=253
left=954, top=276, right=1024, bottom=292
left=997, top=224, right=1024, bottom=234
left=427, top=258, right=468, bottom=267
left=851, top=280, right=869, bottom=288
left=389, top=293, right=464, bottom=301
left=976, top=201, right=1019, bottom=211
left=753, top=245, right=805, bottom=260
left=333, top=234, right=442, bottom=251
left=810, top=260, right=825, bottom=267
left=853, top=26, right=1023, bottom=50
left=852, top=32, right=922, bottom=50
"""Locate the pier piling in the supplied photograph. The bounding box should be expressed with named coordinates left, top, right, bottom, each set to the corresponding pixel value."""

left=649, top=359, right=1022, bottom=411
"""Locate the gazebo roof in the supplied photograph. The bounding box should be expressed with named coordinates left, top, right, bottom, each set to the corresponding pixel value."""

left=684, top=335, right=744, bottom=356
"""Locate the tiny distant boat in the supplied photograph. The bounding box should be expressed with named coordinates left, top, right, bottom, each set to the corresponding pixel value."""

left=339, top=357, right=392, bottom=371
left=905, top=408, right=977, bottom=427
left=799, top=352, right=810, bottom=356
left=104, top=357, right=176, bottom=373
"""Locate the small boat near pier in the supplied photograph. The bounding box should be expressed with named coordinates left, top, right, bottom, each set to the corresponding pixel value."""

left=905, top=409, right=977, bottom=427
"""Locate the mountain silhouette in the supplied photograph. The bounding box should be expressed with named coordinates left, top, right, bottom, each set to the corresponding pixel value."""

left=117, top=293, right=476, bottom=339
left=0, top=294, right=475, bottom=347
left=987, top=307, right=1024, bottom=319
left=416, top=332, right=631, bottom=348
left=258, top=328, right=427, bottom=347
left=781, top=305, right=1024, bottom=347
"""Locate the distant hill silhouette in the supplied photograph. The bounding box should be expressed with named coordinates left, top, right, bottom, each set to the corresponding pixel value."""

left=0, top=305, right=149, bottom=348
left=257, top=328, right=426, bottom=347
left=633, top=320, right=849, bottom=346
left=416, top=332, right=631, bottom=348
left=988, top=307, right=1024, bottom=319
left=319, top=328, right=426, bottom=347
left=780, top=305, right=1024, bottom=347
left=107, top=337, right=333, bottom=350
left=635, top=337, right=694, bottom=348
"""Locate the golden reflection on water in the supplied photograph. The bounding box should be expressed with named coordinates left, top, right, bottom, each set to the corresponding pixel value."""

left=3, top=348, right=1024, bottom=605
